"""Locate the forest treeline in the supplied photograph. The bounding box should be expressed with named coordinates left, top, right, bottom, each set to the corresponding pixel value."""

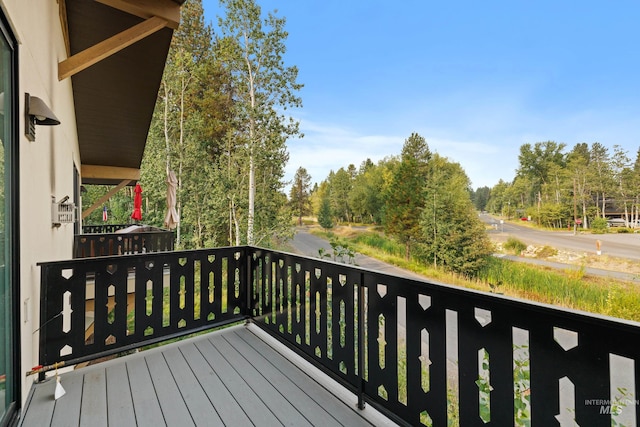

left=84, top=0, right=301, bottom=249
left=291, top=133, right=494, bottom=277
left=291, top=138, right=640, bottom=276
left=472, top=141, right=640, bottom=229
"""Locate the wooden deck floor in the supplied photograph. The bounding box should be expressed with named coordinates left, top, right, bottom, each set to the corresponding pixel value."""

left=20, top=324, right=393, bottom=427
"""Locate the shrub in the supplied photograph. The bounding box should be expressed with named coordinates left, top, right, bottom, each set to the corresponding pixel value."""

left=590, top=217, right=608, bottom=234
left=536, top=246, right=557, bottom=258
left=503, top=237, right=527, bottom=255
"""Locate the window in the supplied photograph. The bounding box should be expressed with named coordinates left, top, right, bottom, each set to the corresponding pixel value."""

left=0, top=12, right=18, bottom=426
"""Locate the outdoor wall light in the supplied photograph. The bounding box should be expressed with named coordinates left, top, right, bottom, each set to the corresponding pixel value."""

left=25, top=93, right=60, bottom=141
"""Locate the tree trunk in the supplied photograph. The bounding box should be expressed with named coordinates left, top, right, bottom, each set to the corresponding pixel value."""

left=233, top=201, right=241, bottom=246
left=247, top=152, right=255, bottom=245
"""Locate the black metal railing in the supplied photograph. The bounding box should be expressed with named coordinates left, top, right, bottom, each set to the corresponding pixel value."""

left=39, top=247, right=640, bottom=426
left=82, top=224, right=131, bottom=234
left=74, top=228, right=174, bottom=258
left=38, top=247, right=247, bottom=370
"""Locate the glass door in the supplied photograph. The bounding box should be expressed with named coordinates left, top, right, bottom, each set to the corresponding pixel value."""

left=0, top=13, right=16, bottom=425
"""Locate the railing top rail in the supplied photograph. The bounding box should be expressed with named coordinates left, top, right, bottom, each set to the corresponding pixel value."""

left=39, top=245, right=640, bottom=330
left=251, top=247, right=640, bottom=330
left=38, top=245, right=249, bottom=268
left=75, top=230, right=175, bottom=236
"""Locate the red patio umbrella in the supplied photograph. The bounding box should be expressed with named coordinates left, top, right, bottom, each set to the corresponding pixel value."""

left=131, top=183, right=143, bottom=221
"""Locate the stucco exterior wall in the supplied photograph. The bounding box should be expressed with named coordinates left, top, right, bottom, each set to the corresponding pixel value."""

left=0, top=0, right=80, bottom=402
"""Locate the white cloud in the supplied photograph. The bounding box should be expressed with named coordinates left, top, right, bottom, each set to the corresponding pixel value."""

left=285, top=118, right=514, bottom=191
left=285, top=120, right=401, bottom=187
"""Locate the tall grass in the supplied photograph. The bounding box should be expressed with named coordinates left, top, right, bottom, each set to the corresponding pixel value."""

left=478, top=257, right=640, bottom=320
left=312, top=228, right=640, bottom=322
left=503, top=237, right=527, bottom=255
left=352, top=233, right=405, bottom=258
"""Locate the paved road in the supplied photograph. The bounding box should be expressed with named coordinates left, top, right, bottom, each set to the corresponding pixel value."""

left=291, top=223, right=640, bottom=282
left=290, top=227, right=425, bottom=280
left=481, top=213, right=640, bottom=261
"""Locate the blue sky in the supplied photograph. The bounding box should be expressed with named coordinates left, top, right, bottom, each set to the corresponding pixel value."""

left=202, top=1, right=640, bottom=189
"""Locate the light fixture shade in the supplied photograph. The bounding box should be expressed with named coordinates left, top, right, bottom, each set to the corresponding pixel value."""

left=25, top=93, right=61, bottom=141
left=27, top=94, right=60, bottom=125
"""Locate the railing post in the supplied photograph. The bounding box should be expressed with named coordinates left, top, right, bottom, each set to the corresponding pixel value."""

left=245, top=246, right=253, bottom=318
left=357, top=271, right=365, bottom=410
left=38, top=265, right=47, bottom=382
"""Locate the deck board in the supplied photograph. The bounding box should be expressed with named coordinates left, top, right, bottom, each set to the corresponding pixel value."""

left=105, top=364, right=136, bottom=426
left=225, top=329, right=369, bottom=427
left=51, top=371, right=83, bottom=426
left=126, top=357, right=166, bottom=427
left=79, top=369, right=107, bottom=427
left=21, top=324, right=387, bottom=427
left=212, top=335, right=314, bottom=426
left=178, top=341, right=253, bottom=426
left=193, top=337, right=283, bottom=427
left=143, top=351, right=194, bottom=427
left=162, top=346, right=223, bottom=426
left=19, top=377, right=55, bottom=426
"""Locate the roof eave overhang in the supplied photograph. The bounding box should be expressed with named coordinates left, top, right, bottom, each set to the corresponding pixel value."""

left=60, top=0, right=184, bottom=186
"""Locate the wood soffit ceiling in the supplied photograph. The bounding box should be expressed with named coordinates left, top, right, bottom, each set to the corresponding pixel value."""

left=62, top=0, right=184, bottom=185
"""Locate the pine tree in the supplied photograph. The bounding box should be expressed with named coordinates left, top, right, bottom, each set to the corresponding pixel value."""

left=383, top=133, right=431, bottom=259
left=290, top=167, right=312, bottom=226
left=317, top=197, right=334, bottom=230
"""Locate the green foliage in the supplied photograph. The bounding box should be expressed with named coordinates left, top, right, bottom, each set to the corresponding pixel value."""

left=217, top=0, right=302, bottom=245
left=513, top=344, right=532, bottom=426
left=82, top=185, right=137, bottom=225
left=318, top=238, right=356, bottom=264
left=471, top=186, right=491, bottom=211
left=317, top=197, right=334, bottom=230
left=419, top=155, right=493, bottom=277
left=485, top=141, right=640, bottom=234
left=289, top=167, right=312, bottom=225
left=134, top=0, right=300, bottom=249
left=313, top=134, right=494, bottom=276
left=383, top=133, right=431, bottom=259
left=328, top=167, right=354, bottom=223
left=535, top=245, right=557, bottom=258
left=516, top=141, right=566, bottom=203
left=476, top=349, right=491, bottom=423
left=352, top=232, right=404, bottom=258
left=503, top=237, right=527, bottom=255
left=536, top=202, right=570, bottom=228
left=349, top=159, right=386, bottom=224
left=590, top=217, right=608, bottom=233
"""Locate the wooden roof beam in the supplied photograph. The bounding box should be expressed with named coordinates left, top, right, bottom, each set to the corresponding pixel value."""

left=81, top=178, right=134, bottom=220
left=57, top=0, right=71, bottom=57
left=58, top=15, right=168, bottom=80
left=81, top=165, right=141, bottom=182
left=96, top=0, right=181, bottom=30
